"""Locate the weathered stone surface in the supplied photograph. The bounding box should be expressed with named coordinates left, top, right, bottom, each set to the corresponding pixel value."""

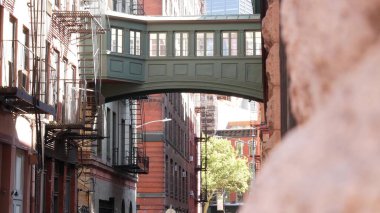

left=266, top=85, right=281, bottom=130
left=281, top=0, right=380, bottom=124
left=241, top=0, right=380, bottom=211
left=262, top=0, right=279, bottom=50
left=242, top=44, right=380, bottom=212
left=266, top=43, right=280, bottom=85
left=262, top=0, right=281, bottom=156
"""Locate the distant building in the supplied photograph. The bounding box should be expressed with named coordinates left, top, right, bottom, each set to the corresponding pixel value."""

left=136, top=94, right=199, bottom=213
left=213, top=120, right=263, bottom=213
left=110, top=0, right=205, bottom=16
left=205, top=0, right=253, bottom=15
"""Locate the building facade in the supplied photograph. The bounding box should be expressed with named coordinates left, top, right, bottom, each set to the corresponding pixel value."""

left=109, top=0, right=205, bottom=16
left=136, top=93, right=199, bottom=213
left=205, top=0, right=253, bottom=15
left=213, top=121, right=263, bottom=213
left=0, top=0, right=104, bottom=212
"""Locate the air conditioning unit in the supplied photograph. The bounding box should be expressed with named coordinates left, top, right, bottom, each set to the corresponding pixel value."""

left=189, top=155, right=193, bottom=162
left=174, top=165, right=178, bottom=171
left=189, top=190, right=194, bottom=197
left=182, top=171, right=186, bottom=177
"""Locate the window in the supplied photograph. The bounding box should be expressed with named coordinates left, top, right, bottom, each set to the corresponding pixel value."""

left=49, top=50, right=59, bottom=106
left=106, top=108, right=111, bottom=161
left=113, top=0, right=126, bottom=12
left=149, top=32, right=166, bottom=57
left=174, top=32, right=189, bottom=56
left=112, top=112, right=117, bottom=165
left=236, top=141, right=244, bottom=157
left=121, top=119, right=126, bottom=163
left=196, top=32, right=214, bottom=56
left=111, top=28, right=123, bottom=53
left=222, top=32, right=238, bottom=56
left=130, top=30, right=141, bottom=55
left=7, top=16, right=16, bottom=87
left=248, top=141, right=254, bottom=156
left=245, top=31, right=262, bottom=56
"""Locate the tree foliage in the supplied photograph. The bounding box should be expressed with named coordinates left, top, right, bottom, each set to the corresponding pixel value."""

left=201, top=137, right=251, bottom=212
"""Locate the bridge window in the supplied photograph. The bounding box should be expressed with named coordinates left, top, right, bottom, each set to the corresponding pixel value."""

left=174, top=32, right=189, bottom=56
left=149, top=32, right=167, bottom=57
left=222, top=32, right=238, bottom=56
left=196, top=32, right=214, bottom=56
left=245, top=31, right=262, bottom=56
left=130, top=30, right=141, bottom=55
left=111, top=28, right=123, bottom=53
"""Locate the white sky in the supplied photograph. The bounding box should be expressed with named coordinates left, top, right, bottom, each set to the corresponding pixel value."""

left=217, top=97, right=258, bottom=129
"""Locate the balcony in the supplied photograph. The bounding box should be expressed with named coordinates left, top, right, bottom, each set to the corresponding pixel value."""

left=0, top=40, right=55, bottom=115
left=113, top=147, right=149, bottom=174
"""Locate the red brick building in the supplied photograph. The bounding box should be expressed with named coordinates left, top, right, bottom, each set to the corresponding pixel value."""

left=213, top=121, right=263, bottom=212
left=137, top=93, right=199, bottom=213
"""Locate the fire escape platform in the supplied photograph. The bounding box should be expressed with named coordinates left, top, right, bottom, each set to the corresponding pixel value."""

left=0, top=87, right=56, bottom=115
left=51, top=11, right=106, bottom=35
left=114, top=160, right=149, bottom=174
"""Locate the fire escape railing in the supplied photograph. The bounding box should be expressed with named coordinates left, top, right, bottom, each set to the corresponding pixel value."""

left=113, top=98, right=149, bottom=174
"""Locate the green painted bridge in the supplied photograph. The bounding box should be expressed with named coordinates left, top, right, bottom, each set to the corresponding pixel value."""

left=99, top=12, right=262, bottom=102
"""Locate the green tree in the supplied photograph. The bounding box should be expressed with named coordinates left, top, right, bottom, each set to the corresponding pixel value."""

left=201, top=137, right=251, bottom=213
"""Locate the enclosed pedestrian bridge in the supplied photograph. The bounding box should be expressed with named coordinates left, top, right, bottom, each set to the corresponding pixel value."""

left=100, top=12, right=262, bottom=102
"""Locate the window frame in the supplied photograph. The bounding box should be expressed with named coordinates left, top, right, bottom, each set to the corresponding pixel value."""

left=196, top=32, right=214, bottom=57
left=111, top=27, right=123, bottom=53
left=245, top=31, right=262, bottom=56
left=174, top=32, right=189, bottom=57
left=129, top=30, right=141, bottom=56
left=222, top=31, right=238, bottom=56
left=149, top=32, right=167, bottom=57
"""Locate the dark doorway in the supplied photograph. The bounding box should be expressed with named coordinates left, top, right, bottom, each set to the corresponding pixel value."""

left=99, top=198, right=114, bottom=213
left=121, top=200, right=125, bottom=213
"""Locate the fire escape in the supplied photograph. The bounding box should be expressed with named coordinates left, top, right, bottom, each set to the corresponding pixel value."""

left=114, top=98, right=149, bottom=174
left=195, top=106, right=209, bottom=203
left=44, top=9, right=106, bottom=160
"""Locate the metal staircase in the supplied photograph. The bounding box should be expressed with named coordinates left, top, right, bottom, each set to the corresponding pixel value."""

left=114, top=98, right=149, bottom=174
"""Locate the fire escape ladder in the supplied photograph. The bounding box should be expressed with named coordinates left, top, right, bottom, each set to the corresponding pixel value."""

left=48, top=11, right=106, bottom=151
left=114, top=98, right=149, bottom=174
left=129, top=98, right=149, bottom=174
left=195, top=106, right=209, bottom=203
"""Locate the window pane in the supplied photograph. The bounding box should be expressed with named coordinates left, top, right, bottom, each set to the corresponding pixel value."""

left=182, top=33, right=188, bottom=56
left=130, top=31, right=135, bottom=55
left=196, top=33, right=204, bottom=56
left=111, top=28, right=117, bottom=52
left=175, top=33, right=181, bottom=56
left=150, top=33, right=157, bottom=56
left=159, top=33, right=166, bottom=56
left=136, top=32, right=141, bottom=55
left=206, top=33, right=214, bottom=56
left=231, top=32, right=238, bottom=56
left=245, top=31, right=254, bottom=56
left=117, top=29, right=123, bottom=53
left=255, top=31, right=262, bottom=55
left=222, top=39, right=229, bottom=56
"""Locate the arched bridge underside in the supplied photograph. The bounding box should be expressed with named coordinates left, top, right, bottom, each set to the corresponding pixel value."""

left=100, top=12, right=263, bottom=102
